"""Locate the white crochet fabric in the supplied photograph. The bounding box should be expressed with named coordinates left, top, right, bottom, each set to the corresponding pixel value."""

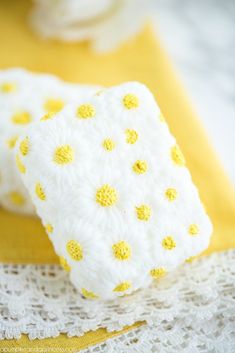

left=80, top=312, right=235, bottom=353
left=0, top=250, right=234, bottom=345
left=0, top=68, right=99, bottom=215
left=30, top=0, right=153, bottom=53
left=16, top=82, right=212, bottom=300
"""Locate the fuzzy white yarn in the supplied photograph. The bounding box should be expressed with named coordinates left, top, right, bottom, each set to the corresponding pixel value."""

left=16, top=82, right=213, bottom=300
left=0, top=69, right=99, bottom=215
left=30, top=0, right=153, bottom=53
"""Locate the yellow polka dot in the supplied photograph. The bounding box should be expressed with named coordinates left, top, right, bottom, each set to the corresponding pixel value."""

left=96, top=184, right=118, bottom=207
left=171, top=145, right=185, bottom=166
left=150, top=267, right=166, bottom=279
left=59, top=256, right=71, bottom=272
left=11, top=112, right=32, bottom=125
left=112, top=241, right=131, bottom=260
left=185, top=256, right=197, bottom=263
left=7, top=136, right=18, bottom=149
left=19, top=137, right=29, bottom=156
left=0, top=82, right=16, bottom=93
left=95, top=89, right=104, bottom=96
left=77, top=104, right=95, bottom=119
left=9, top=191, right=25, bottom=206
left=159, top=112, right=165, bottom=122
left=135, top=204, right=151, bottom=221
left=102, top=138, right=115, bottom=151
left=165, top=188, right=177, bottom=201
left=45, top=223, right=53, bottom=234
left=125, top=129, right=138, bottom=144
left=44, top=98, right=64, bottom=113
left=81, top=288, right=98, bottom=299
left=53, top=145, right=74, bottom=165
left=132, top=160, right=148, bottom=174
left=113, top=281, right=131, bottom=292
left=188, top=224, right=199, bottom=236
left=16, top=154, right=26, bottom=174
left=123, top=94, right=139, bottom=109
left=40, top=112, right=55, bottom=121
left=66, top=240, right=83, bottom=261
left=35, top=183, right=46, bottom=201
left=162, top=236, right=176, bottom=250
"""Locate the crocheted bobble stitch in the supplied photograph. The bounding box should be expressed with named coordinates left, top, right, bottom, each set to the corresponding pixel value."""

left=11, top=112, right=32, bottom=125
left=96, top=184, right=118, bottom=207
left=77, top=104, right=96, bottom=119
left=112, top=241, right=131, bottom=260
left=54, top=145, right=74, bottom=165
left=0, top=82, right=16, bottom=93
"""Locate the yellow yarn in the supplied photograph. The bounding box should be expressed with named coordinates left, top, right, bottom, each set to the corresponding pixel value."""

left=150, top=267, right=166, bottom=279
left=44, top=98, right=64, bottom=113
left=102, top=138, right=115, bottom=151
left=125, top=129, right=138, bottom=144
left=135, top=204, right=151, bottom=221
left=188, top=224, right=199, bottom=236
left=40, top=112, right=55, bottom=121
left=159, top=112, right=165, bottom=122
left=35, top=183, right=46, bottom=201
left=81, top=288, right=98, bottom=299
left=96, top=184, right=118, bottom=207
left=45, top=223, right=53, bottom=233
left=54, top=145, right=74, bottom=165
left=95, top=89, right=104, bottom=96
left=77, top=104, right=96, bottom=119
left=165, top=188, right=177, bottom=201
left=66, top=240, right=83, bottom=261
left=9, top=191, right=25, bottom=206
left=11, top=111, right=32, bottom=124
left=162, top=236, right=176, bottom=250
left=132, top=160, right=148, bottom=174
left=7, top=136, right=18, bottom=149
left=16, top=154, right=26, bottom=174
left=0, top=82, right=16, bottom=93
left=185, top=256, right=197, bottom=263
left=113, top=281, right=131, bottom=292
left=19, top=137, right=29, bottom=156
left=123, top=94, right=139, bottom=109
left=112, top=241, right=131, bottom=260
left=59, top=256, right=71, bottom=272
left=171, top=145, right=186, bottom=166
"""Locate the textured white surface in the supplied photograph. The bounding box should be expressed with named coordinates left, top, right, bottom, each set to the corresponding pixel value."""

left=0, top=68, right=99, bottom=215
left=0, top=250, right=234, bottom=342
left=16, top=82, right=212, bottom=300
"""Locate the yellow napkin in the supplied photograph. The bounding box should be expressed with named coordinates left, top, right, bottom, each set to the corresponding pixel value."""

left=0, top=0, right=234, bottom=350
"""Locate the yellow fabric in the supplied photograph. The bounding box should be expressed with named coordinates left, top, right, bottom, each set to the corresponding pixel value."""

left=0, top=325, right=143, bottom=352
left=0, top=0, right=234, bottom=350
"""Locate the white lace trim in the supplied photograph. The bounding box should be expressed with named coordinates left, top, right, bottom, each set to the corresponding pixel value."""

left=80, top=312, right=235, bottom=353
left=0, top=250, right=234, bottom=342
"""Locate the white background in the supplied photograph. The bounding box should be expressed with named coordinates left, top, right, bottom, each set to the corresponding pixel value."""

left=152, top=0, right=235, bottom=183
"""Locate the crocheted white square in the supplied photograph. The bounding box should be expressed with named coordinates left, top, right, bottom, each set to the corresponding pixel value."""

left=0, top=68, right=99, bottom=215
left=16, top=82, right=212, bottom=300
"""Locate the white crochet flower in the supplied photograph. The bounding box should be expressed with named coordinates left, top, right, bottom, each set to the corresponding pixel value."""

left=16, top=82, right=213, bottom=300
left=0, top=68, right=99, bottom=215
left=30, top=0, right=153, bottom=53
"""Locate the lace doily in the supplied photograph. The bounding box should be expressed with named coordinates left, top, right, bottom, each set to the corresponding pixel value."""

left=0, top=250, right=234, bottom=341
left=80, top=312, right=235, bottom=353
